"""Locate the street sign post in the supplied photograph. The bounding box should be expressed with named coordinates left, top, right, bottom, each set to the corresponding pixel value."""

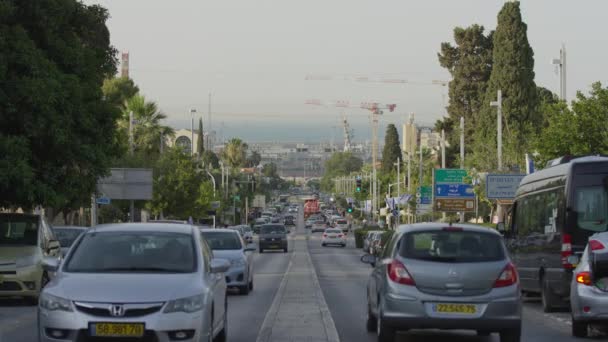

left=486, top=174, right=526, bottom=200
left=434, top=184, right=475, bottom=198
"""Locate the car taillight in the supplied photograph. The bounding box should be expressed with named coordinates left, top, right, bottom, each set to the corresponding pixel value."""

left=576, top=271, right=593, bottom=286
left=323, top=234, right=327, bottom=238
left=387, top=259, right=415, bottom=286
left=590, top=239, right=605, bottom=251
left=338, top=234, right=343, bottom=238
left=561, top=234, right=574, bottom=269
left=494, top=263, right=518, bottom=288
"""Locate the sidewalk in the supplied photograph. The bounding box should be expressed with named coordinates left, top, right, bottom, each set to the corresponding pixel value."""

left=256, top=236, right=340, bottom=342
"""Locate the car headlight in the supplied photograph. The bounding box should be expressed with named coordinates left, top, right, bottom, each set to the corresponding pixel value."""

left=16, top=255, right=39, bottom=268
left=164, top=294, right=205, bottom=313
left=230, top=258, right=246, bottom=267
left=40, top=293, right=73, bottom=312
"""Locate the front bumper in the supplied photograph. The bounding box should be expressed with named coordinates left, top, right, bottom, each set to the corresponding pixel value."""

left=38, top=305, right=208, bottom=342
left=571, top=282, right=608, bottom=322
left=381, top=288, right=521, bottom=332
left=225, top=264, right=249, bottom=287
left=0, top=265, right=43, bottom=298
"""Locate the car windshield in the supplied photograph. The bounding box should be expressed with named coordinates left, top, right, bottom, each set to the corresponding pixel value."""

left=261, top=226, right=286, bottom=234
left=0, top=215, right=39, bottom=246
left=201, top=231, right=242, bottom=250
left=53, top=228, right=84, bottom=247
left=65, top=232, right=196, bottom=273
left=400, top=230, right=505, bottom=263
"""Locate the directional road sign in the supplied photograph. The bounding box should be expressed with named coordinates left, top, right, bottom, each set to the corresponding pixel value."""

left=434, top=169, right=468, bottom=184
left=435, top=184, right=475, bottom=198
left=435, top=198, right=475, bottom=212
left=96, top=197, right=111, bottom=205
left=486, top=174, right=526, bottom=200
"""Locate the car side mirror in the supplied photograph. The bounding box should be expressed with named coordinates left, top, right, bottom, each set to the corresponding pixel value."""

left=47, top=240, right=61, bottom=252
left=210, top=258, right=231, bottom=274
left=42, top=256, right=60, bottom=272
left=360, top=254, right=376, bottom=267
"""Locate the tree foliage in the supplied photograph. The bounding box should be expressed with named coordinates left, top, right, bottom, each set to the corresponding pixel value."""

left=121, top=95, right=174, bottom=157
left=473, top=1, right=539, bottom=170
left=246, top=151, right=262, bottom=167
left=320, top=152, right=363, bottom=191
left=197, top=118, right=205, bottom=156
left=0, top=0, right=119, bottom=210
left=437, top=24, right=493, bottom=166
left=102, top=76, right=139, bottom=110
left=222, top=138, right=248, bottom=169
left=201, top=150, right=219, bottom=170
left=534, top=82, right=608, bottom=166
left=381, top=124, right=402, bottom=173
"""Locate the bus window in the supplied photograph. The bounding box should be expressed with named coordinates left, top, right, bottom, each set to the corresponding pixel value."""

left=574, top=186, right=608, bottom=233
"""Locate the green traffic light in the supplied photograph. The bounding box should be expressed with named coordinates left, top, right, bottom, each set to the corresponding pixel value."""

left=356, top=187, right=361, bottom=192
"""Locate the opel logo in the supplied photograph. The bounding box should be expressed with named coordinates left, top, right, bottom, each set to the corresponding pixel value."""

left=109, top=304, right=125, bottom=317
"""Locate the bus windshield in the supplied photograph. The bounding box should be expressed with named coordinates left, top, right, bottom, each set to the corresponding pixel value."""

left=575, top=185, right=608, bottom=233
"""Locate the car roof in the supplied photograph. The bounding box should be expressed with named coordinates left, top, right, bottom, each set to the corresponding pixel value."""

left=91, top=223, right=196, bottom=234
left=396, top=223, right=501, bottom=236
left=200, top=228, right=238, bottom=233
left=53, top=226, right=88, bottom=230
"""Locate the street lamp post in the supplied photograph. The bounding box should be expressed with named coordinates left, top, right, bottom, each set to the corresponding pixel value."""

left=190, top=108, right=196, bottom=157
left=490, top=90, right=503, bottom=171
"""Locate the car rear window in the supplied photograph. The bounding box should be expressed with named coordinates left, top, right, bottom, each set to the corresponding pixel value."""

left=201, top=231, right=242, bottom=250
left=337, top=220, right=347, bottom=224
left=400, top=230, right=505, bottom=263
left=326, top=229, right=342, bottom=234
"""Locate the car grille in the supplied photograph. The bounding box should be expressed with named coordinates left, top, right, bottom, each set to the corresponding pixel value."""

left=0, top=281, right=22, bottom=291
left=74, top=302, right=164, bottom=318
left=76, top=330, right=158, bottom=342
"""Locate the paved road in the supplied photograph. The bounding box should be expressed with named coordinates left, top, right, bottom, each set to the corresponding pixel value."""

left=1, top=214, right=606, bottom=341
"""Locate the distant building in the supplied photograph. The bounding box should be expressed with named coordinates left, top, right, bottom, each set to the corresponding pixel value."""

left=121, top=52, right=129, bottom=78
left=166, top=129, right=201, bottom=155
left=420, top=130, right=441, bottom=153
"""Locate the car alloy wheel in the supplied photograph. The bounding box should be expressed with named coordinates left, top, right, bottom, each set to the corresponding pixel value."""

left=376, top=309, right=396, bottom=342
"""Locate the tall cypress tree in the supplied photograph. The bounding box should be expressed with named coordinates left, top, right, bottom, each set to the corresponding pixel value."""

left=437, top=25, right=493, bottom=166
left=473, top=1, right=539, bottom=170
left=197, top=118, right=205, bottom=156
left=381, top=124, right=402, bottom=173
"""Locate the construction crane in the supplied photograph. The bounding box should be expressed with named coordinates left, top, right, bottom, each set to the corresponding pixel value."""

left=305, top=74, right=448, bottom=87
left=342, top=112, right=353, bottom=152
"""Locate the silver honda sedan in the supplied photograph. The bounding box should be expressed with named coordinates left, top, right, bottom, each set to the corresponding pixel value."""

left=362, top=223, right=522, bottom=342
left=38, top=223, right=230, bottom=342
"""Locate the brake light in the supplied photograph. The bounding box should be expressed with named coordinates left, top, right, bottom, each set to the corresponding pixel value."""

left=494, top=263, right=518, bottom=288
left=338, top=234, right=343, bottom=238
left=576, top=271, right=592, bottom=286
left=561, top=234, right=574, bottom=269
left=323, top=234, right=327, bottom=238
left=589, top=239, right=605, bottom=251
left=387, top=259, right=415, bottom=286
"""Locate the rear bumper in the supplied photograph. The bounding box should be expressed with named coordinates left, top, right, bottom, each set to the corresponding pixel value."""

left=259, top=241, right=287, bottom=250
left=381, top=289, right=521, bottom=332
left=322, top=238, right=346, bottom=245
left=571, top=283, right=608, bottom=321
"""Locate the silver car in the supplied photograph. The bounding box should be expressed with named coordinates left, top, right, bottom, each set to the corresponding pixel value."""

left=38, top=223, right=230, bottom=342
left=362, top=223, right=522, bottom=342
left=200, top=229, right=255, bottom=295
left=570, top=232, right=608, bottom=337
left=52, top=226, right=87, bottom=257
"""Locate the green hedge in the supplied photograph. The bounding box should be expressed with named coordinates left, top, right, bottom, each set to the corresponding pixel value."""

left=354, top=225, right=392, bottom=249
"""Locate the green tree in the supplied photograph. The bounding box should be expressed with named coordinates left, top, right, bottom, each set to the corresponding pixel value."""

left=201, top=150, right=220, bottom=170
left=222, top=138, right=248, bottom=168
left=473, top=1, right=539, bottom=170
left=246, top=151, right=262, bottom=167
left=196, top=118, right=205, bottom=156
left=149, top=147, right=212, bottom=219
left=320, top=152, right=363, bottom=191
left=437, top=24, right=493, bottom=166
left=102, top=76, right=139, bottom=110
left=381, top=124, right=402, bottom=173
left=534, top=82, right=608, bottom=166
left=262, top=163, right=279, bottom=178
left=0, top=0, right=119, bottom=211
left=121, top=95, right=174, bottom=156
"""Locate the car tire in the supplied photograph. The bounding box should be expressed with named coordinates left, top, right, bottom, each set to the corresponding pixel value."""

left=572, top=318, right=588, bottom=338
left=541, top=279, right=558, bottom=313
left=376, top=312, right=396, bottom=342
left=214, top=300, right=228, bottom=342
left=249, top=279, right=254, bottom=291
left=259, top=248, right=264, bottom=254
left=366, top=304, right=377, bottom=332
left=283, top=248, right=288, bottom=253
left=322, top=243, right=326, bottom=247
left=499, top=327, right=521, bottom=342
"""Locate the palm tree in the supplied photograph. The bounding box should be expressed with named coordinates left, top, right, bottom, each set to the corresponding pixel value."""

left=122, top=95, right=174, bottom=155
left=222, top=138, right=248, bottom=168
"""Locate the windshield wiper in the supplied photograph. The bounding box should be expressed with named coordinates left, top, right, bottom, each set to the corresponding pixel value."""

left=97, top=267, right=187, bottom=273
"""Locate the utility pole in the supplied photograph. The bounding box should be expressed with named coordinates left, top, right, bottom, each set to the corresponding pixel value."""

left=190, top=108, right=196, bottom=157
left=490, top=90, right=503, bottom=171
left=459, top=117, right=465, bottom=223
left=128, top=110, right=135, bottom=222
left=441, top=129, right=446, bottom=170
left=207, top=93, right=212, bottom=149
left=396, top=157, right=401, bottom=225
left=552, top=44, right=567, bottom=101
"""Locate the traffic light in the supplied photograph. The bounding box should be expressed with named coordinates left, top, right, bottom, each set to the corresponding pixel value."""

left=356, top=177, right=362, bottom=192
left=347, top=203, right=353, bottom=213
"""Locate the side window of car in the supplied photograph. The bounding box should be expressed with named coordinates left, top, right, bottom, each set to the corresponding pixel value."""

left=199, top=236, right=212, bottom=273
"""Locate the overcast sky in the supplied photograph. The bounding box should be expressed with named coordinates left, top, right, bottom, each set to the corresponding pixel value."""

left=83, top=0, right=608, bottom=143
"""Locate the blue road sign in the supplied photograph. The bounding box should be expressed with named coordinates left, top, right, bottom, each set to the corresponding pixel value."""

left=435, top=184, right=475, bottom=198
left=96, top=197, right=111, bottom=205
